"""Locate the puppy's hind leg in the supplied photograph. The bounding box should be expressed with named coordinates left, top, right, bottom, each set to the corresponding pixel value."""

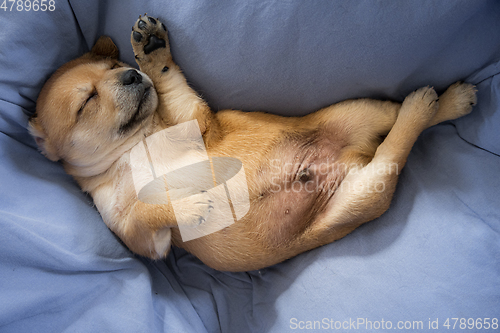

left=131, top=15, right=212, bottom=130
left=306, top=87, right=439, bottom=245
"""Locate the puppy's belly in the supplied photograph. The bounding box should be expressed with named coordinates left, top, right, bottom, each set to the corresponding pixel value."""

left=253, top=133, right=347, bottom=246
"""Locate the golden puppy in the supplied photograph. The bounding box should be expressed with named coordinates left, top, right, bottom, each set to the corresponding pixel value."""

left=29, top=15, right=476, bottom=271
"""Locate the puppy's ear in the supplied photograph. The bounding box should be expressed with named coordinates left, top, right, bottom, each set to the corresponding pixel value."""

left=91, top=36, right=119, bottom=59
left=28, top=116, right=60, bottom=162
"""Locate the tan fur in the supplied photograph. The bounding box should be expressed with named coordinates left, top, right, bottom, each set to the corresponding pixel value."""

left=30, top=16, right=476, bottom=271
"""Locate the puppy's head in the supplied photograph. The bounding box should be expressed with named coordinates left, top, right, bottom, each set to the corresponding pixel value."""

left=30, top=36, right=158, bottom=176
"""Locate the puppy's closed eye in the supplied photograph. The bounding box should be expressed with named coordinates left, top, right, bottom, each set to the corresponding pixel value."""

left=78, top=90, right=98, bottom=117
left=111, top=62, right=132, bottom=70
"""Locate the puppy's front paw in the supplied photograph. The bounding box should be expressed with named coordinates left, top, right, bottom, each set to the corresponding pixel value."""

left=173, top=191, right=214, bottom=228
left=131, top=15, right=171, bottom=71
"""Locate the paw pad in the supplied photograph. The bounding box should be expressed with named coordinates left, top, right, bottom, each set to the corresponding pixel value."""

left=138, top=19, right=147, bottom=30
left=133, top=31, right=142, bottom=42
left=131, top=15, right=168, bottom=57
left=144, top=35, right=166, bottom=55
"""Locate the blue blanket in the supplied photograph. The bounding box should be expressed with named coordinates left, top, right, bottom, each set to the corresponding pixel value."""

left=1, top=1, right=499, bottom=332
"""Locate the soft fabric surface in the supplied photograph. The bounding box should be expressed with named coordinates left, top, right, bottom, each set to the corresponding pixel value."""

left=1, top=1, right=499, bottom=332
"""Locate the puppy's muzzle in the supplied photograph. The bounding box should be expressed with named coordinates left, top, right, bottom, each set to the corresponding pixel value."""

left=121, top=69, right=143, bottom=86
left=116, top=68, right=156, bottom=135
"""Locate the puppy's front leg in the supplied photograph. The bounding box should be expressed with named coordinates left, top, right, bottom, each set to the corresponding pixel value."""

left=131, top=15, right=212, bottom=131
left=120, top=188, right=214, bottom=260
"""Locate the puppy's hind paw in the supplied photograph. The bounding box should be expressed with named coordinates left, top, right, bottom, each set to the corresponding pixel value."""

left=400, top=86, right=439, bottom=126
left=439, top=82, right=477, bottom=120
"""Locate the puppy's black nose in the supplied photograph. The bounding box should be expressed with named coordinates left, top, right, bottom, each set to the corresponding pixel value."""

left=121, top=69, right=143, bottom=86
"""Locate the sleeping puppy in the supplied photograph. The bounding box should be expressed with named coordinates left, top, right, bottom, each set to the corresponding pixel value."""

left=29, top=15, right=476, bottom=271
